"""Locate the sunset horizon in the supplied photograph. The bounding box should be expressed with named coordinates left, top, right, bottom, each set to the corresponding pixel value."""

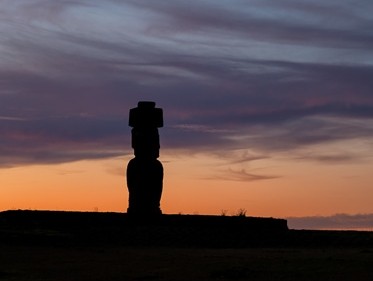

left=1, top=1, right=373, bottom=231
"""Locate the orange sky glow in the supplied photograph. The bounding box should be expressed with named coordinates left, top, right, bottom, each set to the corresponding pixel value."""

left=2, top=148, right=372, bottom=218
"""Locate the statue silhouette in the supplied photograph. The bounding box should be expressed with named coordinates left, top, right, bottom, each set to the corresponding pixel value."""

left=126, top=101, right=164, bottom=218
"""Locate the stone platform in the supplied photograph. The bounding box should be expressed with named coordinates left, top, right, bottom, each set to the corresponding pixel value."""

left=0, top=210, right=288, bottom=247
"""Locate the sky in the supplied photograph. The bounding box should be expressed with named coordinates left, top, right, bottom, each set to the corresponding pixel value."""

left=1, top=0, right=373, bottom=229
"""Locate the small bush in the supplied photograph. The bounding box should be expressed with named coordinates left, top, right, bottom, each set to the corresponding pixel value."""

left=220, top=209, right=228, bottom=216
left=235, top=208, right=247, bottom=217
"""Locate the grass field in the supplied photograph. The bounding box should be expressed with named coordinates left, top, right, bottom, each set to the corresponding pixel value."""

left=0, top=210, right=372, bottom=281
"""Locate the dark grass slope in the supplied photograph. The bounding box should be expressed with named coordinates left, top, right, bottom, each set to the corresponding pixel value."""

left=1, top=210, right=372, bottom=248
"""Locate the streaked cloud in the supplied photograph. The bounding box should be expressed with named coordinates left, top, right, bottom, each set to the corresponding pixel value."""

left=1, top=0, right=373, bottom=168
left=206, top=168, right=279, bottom=182
left=287, top=213, right=373, bottom=230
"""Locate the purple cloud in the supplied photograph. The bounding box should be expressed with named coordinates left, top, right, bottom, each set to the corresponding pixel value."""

left=1, top=0, right=373, bottom=167
left=287, top=213, right=373, bottom=230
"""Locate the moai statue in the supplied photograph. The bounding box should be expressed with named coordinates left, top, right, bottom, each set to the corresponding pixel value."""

left=126, top=101, right=164, bottom=218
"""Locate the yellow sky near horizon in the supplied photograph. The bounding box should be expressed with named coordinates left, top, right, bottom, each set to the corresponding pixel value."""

left=1, top=150, right=372, bottom=218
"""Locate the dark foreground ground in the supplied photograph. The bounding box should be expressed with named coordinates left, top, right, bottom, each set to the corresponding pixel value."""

left=0, top=210, right=372, bottom=281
